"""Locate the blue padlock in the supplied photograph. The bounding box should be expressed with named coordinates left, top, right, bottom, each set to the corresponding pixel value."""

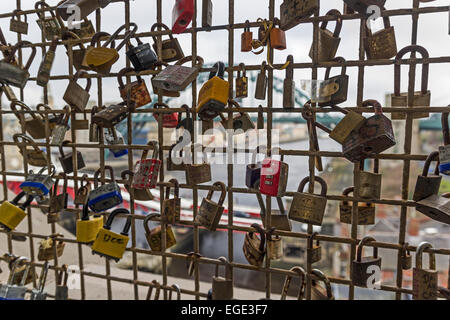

left=19, top=165, right=55, bottom=197
left=88, top=166, right=123, bottom=213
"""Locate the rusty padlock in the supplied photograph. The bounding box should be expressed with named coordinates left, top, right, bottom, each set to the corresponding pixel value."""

left=162, top=179, right=181, bottom=224
left=151, top=23, right=184, bottom=63
left=10, top=10, right=28, bottom=35
left=309, top=9, right=342, bottom=62
left=11, top=101, right=46, bottom=140
left=235, top=63, right=248, bottom=98
left=339, top=187, right=376, bottom=225
left=63, top=70, right=91, bottom=112
left=13, top=134, right=48, bottom=167
left=118, top=67, right=151, bottom=109
left=364, top=11, right=397, bottom=60
left=241, top=20, right=253, bottom=52
left=195, top=181, right=226, bottom=231
left=144, top=213, right=177, bottom=252
left=185, top=145, right=212, bottom=185
left=413, top=242, right=438, bottom=300
left=74, top=174, right=92, bottom=205
left=307, top=232, right=322, bottom=264
left=0, top=41, right=36, bottom=89
left=243, top=223, right=266, bottom=267
left=413, top=151, right=441, bottom=202
left=318, top=57, right=348, bottom=107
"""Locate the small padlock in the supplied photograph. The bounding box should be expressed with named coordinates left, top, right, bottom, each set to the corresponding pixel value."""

left=151, top=23, right=185, bottom=63
left=93, top=102, right=129, bottom=128
left=439, top=112, right=450, bottom=174
left=132, top=141, right=161, bottom=189
left=0, top=192, right=34, bottom=231
left=196, top=181, right=226, bottom=231
left=76, top=203, right=104, bottom=244
left=87, top=166, right=123, bottom=213
left=62, top=31, right=89, bottom=71
left=259, top=148, right=289, bottom=197
left=0, top=41, right=36, bottom=89
left=37, top=234, right=66, bottom=261
left=48, top=173, right=68, bottom=217
left=89, top=106, right=101, bottom=142
left=172, top=0, right=195, bottom=34
left=351, top=236, right=382, bottom=288
left=13, top=134, right=48, bottom=167
left=36, top=37, right=58, bottom=87
left=51, top=106, right=71, bottom=146
left=319, top=56, right=349, bottom=107
left=241, top=20, right=253, bottom=52
left=185, top=145, right=212, bottom=185
left=246, top=147, right=263, bottom=189
left=258, top=192, right=292, bottom=231
left=212, top=257, right=233, bottom=300
left=30, top=261, right=49, bottom=300
left=288, top=176, right=328, bottom=226
left=74, top=174, right=92, bottom=205
left=280, top=267, right=306, bottom=300
left=167, top=142, right=187, bottom=172
left=202, top=0, right=213, bottom=28
left=121, top=170, right=154, bottom=201
left=20, top=165, right=56, bottom=197
left=11, top=101, right=46, bottom=140
left=63, top=70, right=92, bottom=112
left=283, top=55, right=295, bottom=108
left=413, top=151, right=442, bottom=202
left=10, top=10, right=28, bottom=35
left=328, top=105, right=365, bottom=145
left=58, top=140, right=86, bottom=174
left=104, top=127, right=128, bottom=158
left=91, top=208, right=132, bottom=262
left=243, top=223, right=266, bottom=267
left=359, top=159, right=382, bottom=200
left=266, top=227, right=283, bottom=260
left=35, top=1, right=64, bottom=41
left=0, top=257, right=31, bottom=300
left=153, top=103, right=179, bottom=128
left=307, top=232, right=322, bottom=264
left=235, top=63, right=248, bottom=98
left=270, top=18, right=286, bottom=50
left=220, top=100, right=255, bottom=133
left=71, top=109, right=89, bottom=130
left=55, top=265, right=69, bottom=300
left=255, top=61, right=268, bottom=100
left=280, top=0, right=318, bottom=30
left=400, top=242, right=412, bottom=270
left=309, top=9, right=342, bottom=62
left=162, top=179, right=181, bottom=224
left=144, top=213, right=177, bottom=252
left=311, top=269, right=334, bottom=300
left=364, top=13, right=397, bottom=60
left=126, top=36, right=158, bottom=71
left=118, top=67, right=151, bottom=109
left=339, top=187, right=376, bottom=225
left=413, top=242, right=438, bottom=300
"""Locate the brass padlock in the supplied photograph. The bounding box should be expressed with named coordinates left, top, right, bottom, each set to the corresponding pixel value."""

left=211, top=257, right=233, bottom=300
left=266, top=227, right=283, bottom=260
left=352, top=236, right=382, bottom=288
left=62, top=31, right=89, bottom=71
left=257, top=191, right=292, bottom=231
left=63, top=70, right=91, bottom=111
left=37, top=234, right=66, bottom=261
left=11, top=101, right=46, bottom=140
left=185, top=145, right=212, bottom=185
left=280, top=0, right=318, bottom=31
left=283, top=55, right=295, bottom=108
left=339, top=187, right=376, bottom=225
left=309, top=9, right=342, bottom=62
left=413, top=151, right=441, bottom=202
left=35, top=1, right=64, bottom=41
left=13, top=134, right=48, bottom=167
left=327, top=105, right=365, bottom=145
left=162, top=179, right=181, bottom=225
left=311, top=269, right=334, bottom=300
left=241, top=20, right=252, bottom=52
left=307, top=232, right=321, bottom=264
left=196, top=181, right=226, bottom=231
left=318, top=56, right=349, bottom=107
left=235, top=63, right=248, bottom=98
left=255, top=61, right=267, bottom=100
left=280, top=267, right=306, bottom=300
left=413, top=242, right=438, bottom=300
left=243, top=223, right=266, bottom=267
left=288, top=176, right=328, bottom=226
left=391, top=45, right=431, bottom=120
left=144, top=214, right=177, bottom=252
left=151, top=23, right=185, bottom=63
left=58, top=140, right=86, bottom=174
left=359, top=159, right=382, bottom=200
left=37, top=37, right=58, bottom=87
left=0, top=41, right=36, bottom=89
left=10, top=10, right=28, bottom=35
left=118, top=67, right=151, bottom=109
left=121, top=170, right=154, bottom=201
left=400, top=242, right=412, bottom=270
left=364, top=13, right=397, bottom=60
left=74, top=174, right=92, bottom=205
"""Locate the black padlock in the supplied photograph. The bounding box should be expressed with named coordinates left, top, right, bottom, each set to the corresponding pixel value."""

left=58, top=140, right=86, bottom=174
left=126, top=36, right=158, bottom=72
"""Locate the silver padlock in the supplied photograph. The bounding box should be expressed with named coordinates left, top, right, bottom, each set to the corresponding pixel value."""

left=55, top=265, right=69, bottom=300
left=0, top=256, right=31, bottom=300
left=51, top=106, right=70, bottom=146
left=30, top=261, right=49, bottom=300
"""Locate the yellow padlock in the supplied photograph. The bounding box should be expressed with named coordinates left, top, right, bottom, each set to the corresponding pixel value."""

left=76, top=203, right=104, bottom=244
left=144, top=213, right=177, bottom=252
left=91, top=208, right=131, bottom=262
left=0, top=192, right=34, bottom=231
left=196, top=61, right=229, bottom=120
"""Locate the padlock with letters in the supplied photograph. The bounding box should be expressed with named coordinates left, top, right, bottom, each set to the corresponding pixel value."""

left=288, top=176, right=328, bottom=226
left=413, top=242, right=438, bottom=300
left=318, top=57, right=349, bottom=107
left=364, top=13, right=397, bottom=60
left=91, top=208, right=132, bottom=262
left=0, top=192, right=34, bottom=231
left=202, top=0, right=213, bottom=28
left=58, top=140, right=86, bottom=174
left=76, top=203, right=103, bottom=244
left=62, top=31, right=89, bottom=71
left=63, top=70, right=91, bottom=111
left=0, top=257, right=31, bottom=300
left=212, top=256, right=233, bottom=300
left=235, top=63, right=248, bottom=98
left=255, top=61, right=268, bottom=100
left=20, top=165, right=56, bottom=197
left=283, top=55, right=295, bottom=108
left=51, top=106, right=71, bottom=146
left=118, top=67, right=151, bottom=109
left=35, top=1, right=64, bottom=41
left=151, top=23, right=185, bottom=63
left=359, top=159, right=382, bottom=200
left=37, top=234, right=66, bottom=261
left=339, top=187, right=376, bottom=225
left=172, top=0, right=194, bottom=34
left=11, top=101, right=47, bottom=140
left=266, top=228, right=283, bottom=260
left=88, top=166, right=123, bottom=213
left=10, top=10, right=28, bottom=35
left=241, top=20, right=253, bottom=52
left=13, top=134, right=48, bottom=167
left=413, top=151, right=441, bottom=202
left=37, top=37, right=58, bottom=87
left=153, top=103, right=179, bottom=128
left=132, top=141, right=161, bottom=189
left=30, top=261, right=49, bottom=300
left=243, top=223, right=266, bottom=267
left=121, top=170, right=154, bottom=201
left=343, top=0, right=386, bottom=15
left=280, top=0, right=318, bottom=30
left=280, top=267, right=306, bottom=300
left=126, top=36, right=158, bottom=71
left=144, top=213, right=177, bottom=252
left=196, top=181, right=226, bottom=231
left=259, top=148, right=289, bottom=197
left=352, top=236, right=382, bottom=287
left=309, top=10, right=342, bottom=62
left=55, top=265, right=69, bottom=300
left=439, top=112, right=450, bottom=174
left=104, top=127, right=128, bottom=158
left=311, top=269, right=334, bottom=300
left=74, top=174, right=92, bottom=205
left=185, top=145, right=212, bottom=185
left=0, top=41, right=36, bottom=89
left=307, top=232, right=322, bottom=264
left=163, top=179, right=181, bottom=224
left=400, top=243, right=412, bottom=270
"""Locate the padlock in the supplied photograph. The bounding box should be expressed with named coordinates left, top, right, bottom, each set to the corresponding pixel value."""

left=118, top=67, right=151, bottom=109
left=89, top=106, right=101, bottom=143
left=55, top=265, right=69, bottom=300
left=413, top=242, right=438, bottom=300
left=144, top=213, right=177, bottom=252
left=439, top=112, right=450, bottom=174
left=280, top=266, right=306, bottom=300
left=152, top=55, right=203, bottom=93
left=0, top=257, right=31, bottom=300
left=48, top=173, right=68, bottom=216
left=10, top=10, right=28, bottom=35
left=235, top=63, right=248, bottom=98
left=266, top=227, right=283, bottom=260
left=58, top=140, right=86, bottom=174
left=0, top=41, right=36, bottom=89
left=72, top=109, right=90, bottom=131
left=212, top=256, right=233, bottom=300
left=416, top=192, right=450, bottom=225
left=126, top=36, right=158, bottom=72
left=202, top=0, right=213, bottom=27
left=51, top=106, right=71, bottom=146
left=35, top=1, right=64, bottom=41
left=163, top=179, right=181, bottom=224
left=288, top=176, right=328, bottom=226
left=70, top=17, right=96, bottom=39
left=259, top=148, right=289, bottom=197
left=167, top=284, right=182, bottom=300
left=37, top=234, right=66, bottom=261
left=36, top=37, right=58, bottom=87
left=20, top=165, right=56, bottom=197
left=185, top=145, right=212, bottom=185
left=151, top=69, right=182, bottom=98
left=146, top=280, right=162, bottom=300
left=76, top=203, right=104, bottom=244
left=280, top=0, right=318, bottom=31
left=30, top=261, right=49, bottom=300
left=343, top=99, right=396, bottom=162
left=243, top=223, right=266, bottom=267
left=91, top=208, right=132, bottom=262
left=122, top=170, right=154, bottom=201
left=104, top=127, right=128, bottom=158
left=246, top=147, right=263, bottom=189
left=220, top=100, right=255, bottom=133
left=63, top=70, right=91, bottom=111
left=2, top=83, right=17, bottom=102
left=197, top=61, right=229, bottom=120
left=196, top=181, right=226, bottom=231
left=328, top=105, right=366, bottom=145
left=93, top=102, right=129, bottom=128
left=413, top=151, right=441, bottom=201
left=318, top=57, right=349, bottom=107
left=307, top=232, right=322, bottom=264
left=74, top=174, right=92, bottom=205
left=153, top=103, right=179, bottom=128
left=11, top=101, right=46, bottom=140
left=258, top=192, right=292, bottom=231
left=309, top=10, right=342, bottom=62
left=167, top=142, right=187, bottom=172
left=241, top=20, right=253, bottom=52
left=0, top=192, right=34, bottom=231
left=343, top=0, right=386, bottom=15
left=400, top=242, right=412, bottom=270
left=351, top=236, right=382, bottom=287
left=176, top=104, right=194, bottom=137
left=3, top=254, right=36, bottom=286
left=151, top=23, right=185, bottom=63
left=283, top=55, right=295, bottom=108
left=301, top=101, right=323, bottom=172
left=270, top=18, right=286, bottom=50
left=311, top=269, right=334, bottom=300
left=88, top=166, right=123, bottom=213
left=36, top=103, right=62, bottom=132
left=364, top=13, right=397, bottom=60
left=359, top=159, right=382, bottom=200
left=13, top=134, right=48, bottom=167
left=339, top=187, right=376, bottom=225
left=62, top=31, right=89, bottom=71
left=391, top=45, right=431, bottom=120
left=255, top=61, right=268, bottom=100
left=132, top=141, right=161, bottom=189
left=172, top=0, right=195, bottom=34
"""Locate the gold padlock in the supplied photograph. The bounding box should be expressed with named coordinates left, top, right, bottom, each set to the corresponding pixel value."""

left=37, top=234, right=66, bottom=261
left=76, top=203, right=103, bottom=244
left=162, top=179, right=181, bottom=225
left=195, top=182, right=226, bottom=231
left=359, top=159, right=382, bottom=200
left=144, top=213, right=177, bottom=252
left=0, top=192, right=33, bottom=231
left=266, top=227, right=283, bottom=260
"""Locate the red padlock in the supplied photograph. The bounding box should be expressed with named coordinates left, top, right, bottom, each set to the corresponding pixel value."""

left=132, top=141, right=161, bottom=189
left=259, top=148, right=289, bottom=197
left=153, top=103, right=179, bottom=128
left=172, top=0, right=194, bottom=34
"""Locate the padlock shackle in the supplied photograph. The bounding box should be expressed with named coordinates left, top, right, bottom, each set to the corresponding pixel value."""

left=362, top=99, right=383, bottom=115
left=11, top=100, right=41, bottom=122
left=244, top=20, right=251, bottom=32
left=308, top=232, right=320, bottom=249
left=356, top=236, right=378, bottom=262
left=90, top=31, right=115, bottom=48
left=394, top=45, right=429, bottom=96
left=36, top=261, right=49, bottom=292
left=422, top=151, right=440, bottom=177
left=11, top=191, right=27, bottom=206
left=62, top=31, right=86, bottom=50
left=165, top=178, right=180, bottom=199
left=103, top=208, right=131, bottom=233
left=9, top=256, right=31, bottom=287
left=141, top=140, right=159, bottom=161
left=206, top=181, right=227, bottom=207
left=401, top=242, right=411, bottom=257
left=143, top=213, right=161, bottom=235
left=73, top=70, right=92, bottom=93
left=150, top=22, right=173, bottom=40
left=281, top=266, right=306, bottom=300
left=8, top=41, right=36, bottom=70
left=324, top=56, right=347, bottom=80
left=117, top=67, right=142, bottom=89
left=176, top=55, right=204, bottom=68
left=442, top=112, right=450, bottom=146
left=250, top=223, right=266, bottom=253
left=58, top=140, right=72, bottom=158
left=167, top=284, right=181, bottom=300
left=37, top=103, right=60, bottom=120
left=215, top=256, right=232, bottom=281
left=285, top=55, right=294, bottom=80
left=360, top=158, right=379, bottom=174
left=104, top=23, right=138, bottom=51
left=94, top=165, right=115, bottom=188
left=311, top=269, right=333, bottom=299
left=321, top=9, right=343, bottom=37
left=209, top=61, right=225, bottom=80
left=12, top=9, right=27, bottom=23
left=298, top=176, right=328, bottom=196
left=146, top=280, right=162, bottom=300
left=416, top=241, right=436, bottom=270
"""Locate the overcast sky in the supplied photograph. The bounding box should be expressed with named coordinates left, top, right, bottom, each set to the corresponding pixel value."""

left=0, top=0, right=449, bottom=110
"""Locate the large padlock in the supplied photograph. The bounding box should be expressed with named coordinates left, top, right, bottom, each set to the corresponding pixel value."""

left=126, top=36, right=157, bottom=72
left=352, top=236, right=382, bottom=287
left=280, top=267, right=306, bottom=300
left=413, top=151, right=441, bottom=202
left=197, top=61, right=229, bottom=120
left=343, top=99, right=396, bottom=162
left=0, top=257, right=31, bottom=300
left=280, top=0, right=318, bottom=31
left=339, top=187, right=376, bottom=225
left=104, top=127, right=128, bottom=158
left=36, top=37, right=58, bottom=87
left=92, top=102, right=129, bottom=128
left=195, top=181, right=226, bottom=231
left=62, top=31, right=89, bottom=71
left=259, top=148, right=289, bottom=197
left=118, top=67, right=151, bottom=109
left=0, top=41, right=36, bottom=89
left=343, top=0, right=386, bottom=15
left=13, top=134, right=48, bottom=167
left=400, top=242, right=412, bottom=270
left=307, top=232, right=322, bottom=264
left=0, top=192, right=34, bottom=231
left=144, top=213, right=177, bottom=252
left=241, top=20, right=253, bottom=52
left=35, top=1, right=64, bottom=41
left=235, top=63, right=248, bottom=98
left=151, top=23, right=185, bottom=63
left=57, top=0, right=100, bottom=21
left=391, top=45, right=431, bottom=120
left=163, top=179, right=181, bottom=224
left=439, top=112, right=450, bottom=174
left=309, top=9, right=342, bottom=62
left=288, top=176, right=328, bottom=226
left=311, top=269, right=334, bottom=300
left=30, top=262, right=49, bottom=300
left=359, top=159, right=382, bottom=200
left=172, top=0, right=194, bottom=34
left=51, top=106, right=71, bottom=146
left=364, top=13, right=397, bottom=60
left=11, top=101, right=46, bottom=140
left=55, top=265, right=69, bottom=300
left=121, top=170, right=154, bottom=201
left=255, top=61, right=268, bottom=100
left=270, top=18, right=286, bottom=50
left=76, top=203, right=103, bottom=244
left=167, top=142, right=187, bottom=172
left=416, top=192, right=450, bottom=225
left=63, top=70, right=91, bottom=111
left=212, top=257, right=233, bottom=300
left=37, top=234, right=66, bottom=261
left=20, top=165, right=56, bottom=197
left=88, top=166, right=123, bottom=213
left=283, top=55, right=295, bottom=108
left=58, top=140, right=86, bottom=174
left=132, top=141, right=161, bottom=189
left=266, top=227, right=283, bottom=260
left=246, top=147, right=264, bottom=189
left=220, top=100, right=255, bottom=133
left=91, top=208, right=131, bottom=262
left=74, top=174, right=92, bottom=205
left=243, top=223, right=266, bottom=267
left=10, top=10, right=28, bottom=35
left=185, top=145, right=212, bottom=185
left=318, top=56, right=349, bottom=107
left=413, top=242, right=438, bottom=300
left=153, top=103, right=179, bottom=128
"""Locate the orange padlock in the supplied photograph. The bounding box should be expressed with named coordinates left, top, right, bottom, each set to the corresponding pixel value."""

left=241, top=20, right=253, bottom=52
left=270, top=18, right=286, bottom=50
